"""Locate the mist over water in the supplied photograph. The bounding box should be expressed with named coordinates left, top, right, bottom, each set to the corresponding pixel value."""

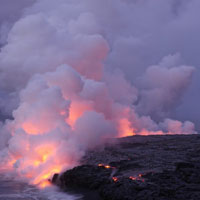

left=0, top=171, right=78, bottom=200
left=0, top=0, right=199, bottom=194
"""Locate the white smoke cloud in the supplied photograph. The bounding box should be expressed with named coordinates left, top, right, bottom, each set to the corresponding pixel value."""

left=159, top=119, right=196, bottom=135
left=136, top=54, right=195, bottom=119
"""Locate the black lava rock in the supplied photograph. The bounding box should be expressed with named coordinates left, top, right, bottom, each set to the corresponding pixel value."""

left=54, top=135, right=200, bottom=200
left=59, top=165, right=112, bottom=190
left=55, top=162, right=200, bottom=200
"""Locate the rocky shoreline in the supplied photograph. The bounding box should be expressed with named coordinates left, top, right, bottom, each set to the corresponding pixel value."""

left=52, top=134, right=200, bottom=200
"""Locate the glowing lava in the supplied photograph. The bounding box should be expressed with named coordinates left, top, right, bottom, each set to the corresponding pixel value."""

left=129, top=176, right=137, bottom=181
left=98, top=164, right=115, bottom=169
left=39, top=180, right=52, bottom=188
left=112, top=177, right=118, bottom=182
left=129, top=174, right=144, bottom=182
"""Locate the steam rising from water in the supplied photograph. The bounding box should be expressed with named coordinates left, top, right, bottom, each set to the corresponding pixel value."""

left=0, top=0, right=198, bottom=187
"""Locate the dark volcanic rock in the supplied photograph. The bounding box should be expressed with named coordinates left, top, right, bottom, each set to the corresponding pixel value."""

left=60, top=165, right=112, bottom=190
left=99, top=177, right=147, bottom=200
left=52, top=173, right=59, bottom=184
left=58, top=163, right=200, bottom=200
left=54, top=135, right=200, bottom=200
left=58, top=165, right=147, bottom=200
left=109, top=159, right=142, bottom=171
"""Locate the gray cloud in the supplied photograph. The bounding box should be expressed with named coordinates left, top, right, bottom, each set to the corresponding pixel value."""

left=0, top=0, right=35, bottom=46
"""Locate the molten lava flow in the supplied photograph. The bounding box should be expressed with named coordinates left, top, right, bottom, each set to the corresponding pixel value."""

left=98, top=164, right=115, bottom=169
left=129, top=174, right=144, bottom=182
left=32, top=165, right=62, bottom=188
left=129, top=176, right=137, bottom=181
left=112, top=177, right=118, bottom=182
left=39, top=180, right=52, bottom=188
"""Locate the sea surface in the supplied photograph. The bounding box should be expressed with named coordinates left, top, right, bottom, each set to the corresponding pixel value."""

left=0, top=172, right=79, bottom=200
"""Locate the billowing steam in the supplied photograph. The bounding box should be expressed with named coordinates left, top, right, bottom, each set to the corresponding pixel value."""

left=0, top=0, right=198, bottom=187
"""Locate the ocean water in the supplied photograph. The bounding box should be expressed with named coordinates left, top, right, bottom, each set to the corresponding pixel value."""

left=0, top=173, right=79, bottom=200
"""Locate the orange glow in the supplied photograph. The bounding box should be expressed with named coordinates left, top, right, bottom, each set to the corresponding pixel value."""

left=33, top=160, right=41, bottom=167
left=35, top=144, right=55, bottom=162
left=118, top=118, right=135, bottom=137
left=13, top=142, right=63, bottom=188
left=139, top=129, right=165, bottom=136
left=129, top=176, right=137, bottom=180
left=22, top=122, right=40, bottom=135
left=0, top=158, right=17, bottom=171
left=112, top=177, right=118, bottom=182
left=25, top=172, right=35, bottom=179
left=98, top=163, right=115, bottom=169
left=33, top=166, right=61, bottom=187
left=7, top=159, right=16, bottom=168
left=39, top=180, right=52, bottom=188
left=66, top=101, right=92, bottom=127
left=129, top=174, right=144, bottom=182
